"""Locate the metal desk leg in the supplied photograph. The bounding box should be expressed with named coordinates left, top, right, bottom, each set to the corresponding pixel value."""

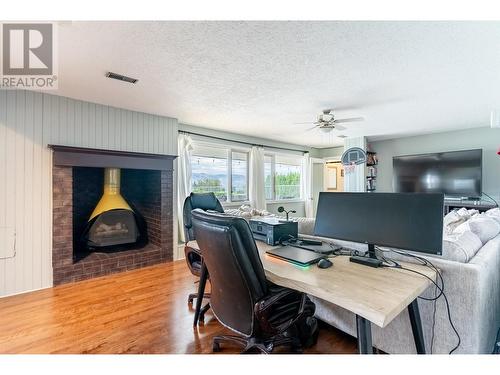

left=193, top=263, right=208, bottom=326
left=356, top=315, right=373, bottom=354
left=408, top=299, right=426, bottom=354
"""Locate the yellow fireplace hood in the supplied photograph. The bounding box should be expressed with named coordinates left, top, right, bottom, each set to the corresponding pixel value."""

left=89, top=168, right=133, bottom=221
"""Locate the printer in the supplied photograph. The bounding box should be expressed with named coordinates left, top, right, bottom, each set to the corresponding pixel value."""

left=249, top=217, right=298, bottom=245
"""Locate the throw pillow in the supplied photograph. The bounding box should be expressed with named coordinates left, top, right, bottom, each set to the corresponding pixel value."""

left=239, top=204, right=252, bottom=213
left=456, top=207, right=470, bottom=218
left=443, top=210, right=468, bottom=234
left=442, top=230, right=483, bottom=263
left=454, top=214, right=500, bottom=244
left=250, top=208, right=270, bottom=216
left=224, top=208, right=253, bottom=219
left=468, top=209, right=479, bottom=217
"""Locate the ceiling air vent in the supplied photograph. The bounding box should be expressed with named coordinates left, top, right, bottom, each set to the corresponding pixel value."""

left=105, top=72, right=138, bottom=84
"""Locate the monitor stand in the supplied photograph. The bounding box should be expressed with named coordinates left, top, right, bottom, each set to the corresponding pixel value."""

left=349, top=244, right=383, bottom=268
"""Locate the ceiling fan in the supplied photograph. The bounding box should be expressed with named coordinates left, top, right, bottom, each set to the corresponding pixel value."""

left=295, top=109, right=364, bottom=133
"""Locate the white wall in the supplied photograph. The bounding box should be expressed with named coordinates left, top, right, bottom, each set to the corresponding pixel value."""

left=316, top=146, right=344, bottom=159
left=0, top=90, right=178, bottom=297
left=311, top=162, right=324, bottom=216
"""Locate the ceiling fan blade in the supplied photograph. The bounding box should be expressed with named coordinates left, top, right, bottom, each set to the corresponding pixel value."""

left=305, top=125, right=319, bottom=132
left=334, top=124, right=346, bottom=131
left=334, top=117, right=365, bottom=124
left=293, top=122, right=315, bottom=125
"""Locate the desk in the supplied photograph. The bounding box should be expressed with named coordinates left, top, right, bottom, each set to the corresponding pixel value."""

left=187, top=240, right=436, bottom=354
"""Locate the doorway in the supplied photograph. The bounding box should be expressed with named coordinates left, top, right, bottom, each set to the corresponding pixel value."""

left=311, top=159, right=345, bottom=217
left=324, top=161, right=344, bottom=193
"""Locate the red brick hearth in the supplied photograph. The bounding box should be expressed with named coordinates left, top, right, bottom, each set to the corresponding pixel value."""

left=51, top=146, right=175, bottom=285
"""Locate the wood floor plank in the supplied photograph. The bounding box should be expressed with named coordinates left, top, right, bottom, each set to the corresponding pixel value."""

left=0, top=260, right=357, bottom=354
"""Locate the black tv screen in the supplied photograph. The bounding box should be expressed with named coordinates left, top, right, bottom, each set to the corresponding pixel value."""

left=393, top=149, right=482, bottom=198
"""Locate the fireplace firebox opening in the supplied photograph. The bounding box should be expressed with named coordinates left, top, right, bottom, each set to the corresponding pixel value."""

left=82, top=168, right=143, bottom=250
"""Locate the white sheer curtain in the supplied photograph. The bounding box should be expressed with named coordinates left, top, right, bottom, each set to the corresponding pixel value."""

left=177, top=133, right=193, bottom=243
left=302, top=152, right=314, bottom=218
left=249, top=146, right=266, bottom=210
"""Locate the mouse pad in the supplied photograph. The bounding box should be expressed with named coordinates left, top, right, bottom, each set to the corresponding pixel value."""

left=266, top=246, right=324, bottom=266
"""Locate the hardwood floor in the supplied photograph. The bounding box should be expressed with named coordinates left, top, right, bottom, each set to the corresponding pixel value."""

left=0, top=260, right=357, bottom=354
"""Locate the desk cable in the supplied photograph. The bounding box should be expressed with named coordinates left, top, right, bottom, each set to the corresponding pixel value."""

left=482, top=191, right=498, bottom=207
left=375, top=246, right=461, bottom=354
left=275, top=238, right=461, bottom=353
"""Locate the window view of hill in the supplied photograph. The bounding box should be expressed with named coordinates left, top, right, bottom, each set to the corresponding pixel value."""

left=191, top=154, right=301, bottom=202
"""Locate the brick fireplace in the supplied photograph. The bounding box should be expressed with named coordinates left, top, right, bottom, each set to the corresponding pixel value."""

left=50, top=146, right=176, bottom=285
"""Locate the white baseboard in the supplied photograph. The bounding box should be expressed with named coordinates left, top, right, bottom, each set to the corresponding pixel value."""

left=174, top=243, right=185, bottom=261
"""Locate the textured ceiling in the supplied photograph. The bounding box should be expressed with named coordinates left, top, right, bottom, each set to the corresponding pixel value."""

left=54, top=21, right=500, bottom=147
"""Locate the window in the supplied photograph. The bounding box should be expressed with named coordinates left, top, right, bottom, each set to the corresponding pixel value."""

left=231, top=151, right=248, bottom=202
left=191, top=144, right=249, bottom=203
left=264, top=153, right=302, bottom=201
left=191, top=146, right=228, bottom=202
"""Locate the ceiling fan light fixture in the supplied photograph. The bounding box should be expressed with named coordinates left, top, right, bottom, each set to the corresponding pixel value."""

left=320, top=127, right=333, bottom=133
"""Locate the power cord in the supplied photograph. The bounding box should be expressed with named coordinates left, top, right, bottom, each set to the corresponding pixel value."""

left=375, top=246, right=461, bottom=354
left=482, top=191, right=499, bottom=207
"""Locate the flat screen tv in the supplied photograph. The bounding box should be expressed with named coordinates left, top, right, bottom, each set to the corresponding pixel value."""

left=393, top=149, right=482, bottom=198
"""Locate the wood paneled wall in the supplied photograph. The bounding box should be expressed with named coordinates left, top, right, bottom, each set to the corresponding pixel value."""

left=0, top=90, right=178, bottom=297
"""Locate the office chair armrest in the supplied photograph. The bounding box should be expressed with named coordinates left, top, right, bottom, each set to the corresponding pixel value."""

left=184, top=244, right=202, bottom=257
left=254, top=287, right=307, bottom=335
left=184, top=245, right=204, bottom=276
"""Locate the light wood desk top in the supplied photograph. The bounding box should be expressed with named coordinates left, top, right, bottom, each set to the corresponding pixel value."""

left=187, top=240, right=436, bottom=328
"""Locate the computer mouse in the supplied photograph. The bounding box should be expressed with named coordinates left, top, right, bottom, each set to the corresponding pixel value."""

left=317, top=258, right=333, bottom=269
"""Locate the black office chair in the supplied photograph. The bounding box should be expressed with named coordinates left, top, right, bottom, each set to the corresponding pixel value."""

left=183, top=192, right=224, bottom=321
left=191, top=209, right=318, bottom=353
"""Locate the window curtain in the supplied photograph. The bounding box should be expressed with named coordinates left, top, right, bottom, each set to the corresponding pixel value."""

left=177, top=133, right=193, bottom=243
left=249, top=146, right=266, bottom=210
left=302, top=153, right=314, bottom=218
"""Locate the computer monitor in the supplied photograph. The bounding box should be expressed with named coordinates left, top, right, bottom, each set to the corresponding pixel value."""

left=314, top=192, right=444, bottom=256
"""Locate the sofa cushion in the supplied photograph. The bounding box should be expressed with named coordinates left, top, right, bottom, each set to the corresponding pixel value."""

left=485, top=208, right=500, bottom=225
left=443, top=208, right=480, bottom=234
left=442, top=230, right=483, bottom=263
left=454, top=215, right=500, bottom=244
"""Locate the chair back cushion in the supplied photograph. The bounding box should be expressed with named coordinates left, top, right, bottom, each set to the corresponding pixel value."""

left=191, top=209, right=268, bottom=336
left=183, top=192, right=224, bottom=241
